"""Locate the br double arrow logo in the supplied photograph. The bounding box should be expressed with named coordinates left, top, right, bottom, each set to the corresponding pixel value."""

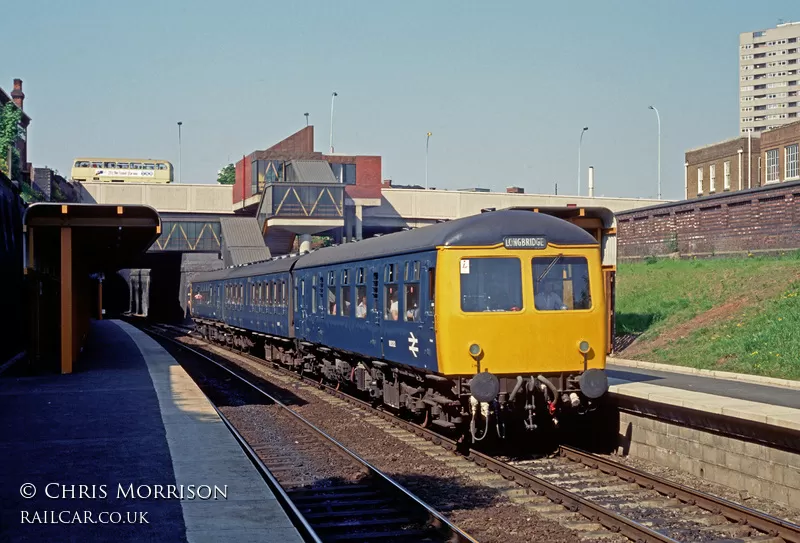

left=408, top=332, right=419, bottom=358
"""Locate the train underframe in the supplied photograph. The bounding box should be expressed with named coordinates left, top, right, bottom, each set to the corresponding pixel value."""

left=193, top=319, right=610, bottom=442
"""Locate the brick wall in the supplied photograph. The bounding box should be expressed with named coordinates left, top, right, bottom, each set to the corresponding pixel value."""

left=617, top=180, right=800, bottom=258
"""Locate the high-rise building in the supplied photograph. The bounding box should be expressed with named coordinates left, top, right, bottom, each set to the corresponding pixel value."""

left=739, top=22, right=800, bottom=134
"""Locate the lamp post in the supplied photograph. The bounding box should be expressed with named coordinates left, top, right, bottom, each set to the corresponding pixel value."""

left=425, top=132, right=432, bottom=190
left=177, top=121, right=183, bottom=184
left=648, top=105, right=661, bottom=199
left=329, top=92, right=338, bottom=153
left=578, top=127, right=588, bottom=195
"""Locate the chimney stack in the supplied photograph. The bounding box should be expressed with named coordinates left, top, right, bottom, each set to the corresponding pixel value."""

left=506, top=186, right=524, bottom=194
left=588, top=166, right=595, bottom=197
left=10, top=79, right=24, bottom=110
left=382, top=179, right=392, bottom=188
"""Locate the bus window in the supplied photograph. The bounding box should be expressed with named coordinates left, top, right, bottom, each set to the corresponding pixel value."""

left=117, top=162, right=130, bottom=169
left=104, top=162, right=116, bottom=168
left=144, top=163, right=156, bottom=170
left=157, top=163, right=167, bottom=170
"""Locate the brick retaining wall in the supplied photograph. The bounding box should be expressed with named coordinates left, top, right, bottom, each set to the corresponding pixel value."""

left=617, top=180, right=800, bottom=259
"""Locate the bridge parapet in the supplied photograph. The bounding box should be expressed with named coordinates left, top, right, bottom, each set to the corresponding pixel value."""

left=76, top=182, right=234, bottom=214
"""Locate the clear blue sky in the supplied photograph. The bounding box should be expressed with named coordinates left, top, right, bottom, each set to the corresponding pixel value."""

left=5, top=0, right=799, bottom=199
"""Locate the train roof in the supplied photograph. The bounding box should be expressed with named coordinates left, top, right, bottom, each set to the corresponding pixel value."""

left=192, top=254, right=300, bottom=283
left=190, top=210, right=599, bottom=284
left=294, top=209, right=597, bottom=269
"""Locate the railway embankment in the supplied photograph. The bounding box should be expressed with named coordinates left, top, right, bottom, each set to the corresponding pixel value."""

left=614, top=252, right=800, bottom=381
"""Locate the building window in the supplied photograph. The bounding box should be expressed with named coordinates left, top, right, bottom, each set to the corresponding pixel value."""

left=697, top=167, right=703, bottom=195
left=766, top=149, right=780, bottom=183
left=724, top=161, right=731, bottom=190
left=709, top=164, right=716, bottom=193
left=786, top=144, right=799, bottom=179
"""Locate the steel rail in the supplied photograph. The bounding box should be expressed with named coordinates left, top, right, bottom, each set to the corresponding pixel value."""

left=161, top=324, right=800, bottom=543
left=145, top=325, right=477, bottom=543
left=560, top=446, right=800, bottom=543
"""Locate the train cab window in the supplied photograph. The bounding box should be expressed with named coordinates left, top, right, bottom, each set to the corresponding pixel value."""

left=460, top=258, right=522, bottom=313
left=404, top=261, right=421, bottom=322
left=355, top=268, right=367, bottom=319
left=340, top=270, right=352, bottom=317
left=533, top=257, right=592, bottom=311
left=327, top=271, right=337, bottom=315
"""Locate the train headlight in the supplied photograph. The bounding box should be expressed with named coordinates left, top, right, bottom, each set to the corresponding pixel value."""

left=578, top=340, right=590, bottom=354
left=469, top=343, right=482, bottom=357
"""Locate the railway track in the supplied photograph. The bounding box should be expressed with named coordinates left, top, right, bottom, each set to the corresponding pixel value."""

left=144, top=325, right=476, bottom=543
left=151, top=323, right=800, bottom=543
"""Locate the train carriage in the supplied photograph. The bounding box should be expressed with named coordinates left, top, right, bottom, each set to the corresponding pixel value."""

left=191, top=207, right=616, bottom=441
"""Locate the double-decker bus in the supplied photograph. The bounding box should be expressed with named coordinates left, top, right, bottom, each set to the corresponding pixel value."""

left=70, top=158, right=173, bottom=183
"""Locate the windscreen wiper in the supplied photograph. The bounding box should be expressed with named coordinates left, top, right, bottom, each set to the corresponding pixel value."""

left=536, top=254, right=563, bottom=283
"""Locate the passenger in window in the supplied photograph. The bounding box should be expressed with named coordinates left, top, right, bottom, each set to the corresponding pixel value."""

left=356, top=296, right=367, bottom=318
left=537, top=280, right=566, bottom=311
left=405, top=285, right=419, bottom=321
left=387, top=291, right=399, bottom=321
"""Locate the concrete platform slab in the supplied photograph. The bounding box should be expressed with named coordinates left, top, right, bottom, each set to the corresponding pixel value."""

left=0, top=320, right=304, bottom=543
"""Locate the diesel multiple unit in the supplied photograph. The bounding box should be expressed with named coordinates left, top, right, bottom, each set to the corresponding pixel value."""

left=191, top=208, right=616, bottom=441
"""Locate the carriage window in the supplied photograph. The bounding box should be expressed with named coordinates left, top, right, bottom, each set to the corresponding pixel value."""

left=341, top=269, right=351, bottom=317
left=294, top=277, right=299, bottom=310
left=271, top=281, right=277, bottom=306
left=312, top=276, right=317, bottom=314
left=385, top=263, right=396, bottom=283
left=355, top=285, right=367, bottom=318
left=327, top=284, right=337, bottom=315
left=281, top=280, right=287, bottom=308
left=404, top=261, right=421, bottom=282
left=355, top=268, right=367, bottom=318
left=533, top=257, right=592, bottom=311
left=460, top=258, right=522, bottom=312
left=385, top=284, right=399, bottom=321
left=404, top=283, right=420, bottom=322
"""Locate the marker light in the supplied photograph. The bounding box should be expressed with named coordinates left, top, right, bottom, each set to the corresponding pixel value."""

left=578, top=341, right=590, bottom=354
left=469, top=344, right=482, bottom=357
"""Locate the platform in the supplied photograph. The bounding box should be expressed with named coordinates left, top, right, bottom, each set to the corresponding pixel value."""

left=0, top=319, right=304, bottom=543
left=607, top=360, right=800, bottom=431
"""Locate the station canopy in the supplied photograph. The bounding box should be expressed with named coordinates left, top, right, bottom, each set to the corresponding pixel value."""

left=24, top=204, right=161, bottom=271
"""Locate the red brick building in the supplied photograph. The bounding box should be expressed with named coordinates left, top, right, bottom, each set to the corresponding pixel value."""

left=233, top=126, right=381, bottom=205
left=0, top=79, right=32, bottom=180
left=685, top=136, right=761, bottom=199
left=760, top=119, right=800, bottom=186
left=686, top=121, right=800, bottom=200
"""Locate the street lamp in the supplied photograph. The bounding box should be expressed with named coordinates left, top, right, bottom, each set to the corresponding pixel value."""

left=329, top=92, right=338, bottom=153
left=648, top=105, right=661, bottom=200
left=578, top=127, right=588, bottom=195
left=304, top=112, right=309, bottom=127
left=177, top=121, right=183, bottom=184
left=425, top=132, right=432, bottom=190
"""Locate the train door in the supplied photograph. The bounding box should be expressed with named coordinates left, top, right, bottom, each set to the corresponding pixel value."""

left=419, top=257, right=438, bottom=368
left=315, top=272, right=325, bottom=344
left=381, top=258, right=435, bottom=371
left=215, top=283, right=222, bottom=320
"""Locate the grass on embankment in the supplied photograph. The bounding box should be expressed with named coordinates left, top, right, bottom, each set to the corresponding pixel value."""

left=615, top=252, right=800, bottom=380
